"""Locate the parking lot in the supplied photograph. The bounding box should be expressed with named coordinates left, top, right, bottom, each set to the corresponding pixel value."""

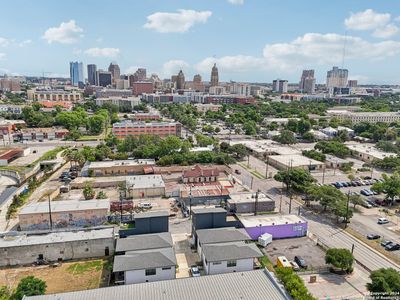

left=263, top=236, right=326, bottom=269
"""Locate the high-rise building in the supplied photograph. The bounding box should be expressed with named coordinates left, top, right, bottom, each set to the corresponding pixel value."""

left=108, top=62, right=121, bottom=84
left=69, top=61, right=83, bottom=87
left=134, top=68, right=147, bottom=81
left=210, top=63, right=219, bottom=87
left=348, top=80, right=358, bottom=88
left=96, top=70, right=112, bottom=87
left=272, top=79, right=288, bottom=93
left=192, top=74, right=205, bottom=92
left=299, top=69, right=316, bottom=94
left=177, top=70, right=185, bottom=90
left=326, top=66, right=348, bottom=89
left=87, top=64, right=97, bottom=86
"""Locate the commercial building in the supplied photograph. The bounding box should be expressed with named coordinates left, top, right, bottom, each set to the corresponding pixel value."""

left=97, top=70, right=112, bottom=87
left=108, top=62, right=121, bottom=84
left=112, top=121, right=182, bottom=139
left=25, top=269, right=289, bottom=300
left=132, top=81, right=153, bottom=96
left=204, top=95, right=255, bottom=105
left=192, top=74, right=205, bottom=92
left=132, top=113, right=160, bottom=121
left=182, top=165, right=220, bottom=183
left=0, top=228, right=115, bottom=267
left=263, top=117, right=300, bottom=126
left=326, top=66, right=348, bottom=89
left=179, top=184, right=230, bottom=208
left=0, top=104, right=25, bottom=114
left=325, top=154, right=351, bottom=169
left=227, top=192, right=275, bottom=214
left=129, top=68, right=147, bottom=84
left=272, top=79, right=288, bottom=93
left=210, top=63, right=219, bottom=87
left=113, top=232, right=176, bottom=285
left=18, top=200, right=110, bottom=231
left=69, top=61, right=83, bottom=87
left=299, top=69, right=315, bottom=94
left=176, top=70, right=185, bottom=90
left=238, top=214, right=308, bottom=240
left=95, top=96, right=140, bottom=111
left=230, top=82, right=251, bottom=97
left=0, top=147, right=25, bottom=166
left=27, top=89, right=82, bottom=102
left=280, top=93, right=303, bottom=101
left=194, top=103, right=222, bottom=112
left=38, top=100, right=73, bottom=111
left=81, top=159, right=155, bottom=177
left=119, top=211, right=170, bottom=237
left=348, top=80, right=358, bottom=88
left=327, top=110, right=400, bottom=124
left=87, top=64, right=97, bottom=85
left=126, top=175, right=165, bottom=198
left=346, top=143, right=397, bottom=163
left=268, top=154, right=325, bottom=171
left=95, top=89, right=133, bottom=98
left=16, top=127, right=69, bottom=141
left=0, top=77, right=21, bottom=92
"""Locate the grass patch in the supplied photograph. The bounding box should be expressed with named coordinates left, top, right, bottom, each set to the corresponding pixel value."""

left=259, top=255, right=275, bottom=272
left=77, top=135, right=102, bottom=141
left=67, top=260, right=104, bottom=275
left=238, top=162, right=266, bottom=179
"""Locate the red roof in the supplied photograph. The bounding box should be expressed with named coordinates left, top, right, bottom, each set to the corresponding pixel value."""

left=182, top=165, right=220, bottom=178
left=38, top=101, right=73, bottom=109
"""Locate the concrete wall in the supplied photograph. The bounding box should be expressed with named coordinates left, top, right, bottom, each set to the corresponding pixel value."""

left=129, top=187, right=165, bottom=198
left=0, top=238, right=114, bottom=267
left=204, top=257, right=254, bottom=275
left=244, top=222, right=308, bottom=240
left=19, top=209, right=109, bottom=231
left=124, top=266, right=175, bottom=284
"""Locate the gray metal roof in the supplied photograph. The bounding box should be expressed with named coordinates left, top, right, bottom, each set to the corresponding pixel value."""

left=126, top=175, right=165, bottom=189
left=24, top=269, right=288, bottom=300
left=196, top=227, right=250, bottom=245
left=116, top=232, right=173, bottom=252
left=113, top=248, right=176, bottom=272
left=19, top=200, right=109, bottom=215
left=202, top=241, right=263, bottom=262
left=134, top=210, right=169, bottom=219
left=191, top=207, right=226, bottom=214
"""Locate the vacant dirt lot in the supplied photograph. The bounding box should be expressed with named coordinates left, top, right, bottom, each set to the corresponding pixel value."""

left=0, top=258, right=111, bottom=294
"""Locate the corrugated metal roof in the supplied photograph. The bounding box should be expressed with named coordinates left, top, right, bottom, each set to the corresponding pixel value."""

left=116, top=232, right=172, bottom=252
left=202, top=241, right=263, bottom=262
left=25, top=269, right=288, bottom=300
left=196, top=227, right=250, bottom=244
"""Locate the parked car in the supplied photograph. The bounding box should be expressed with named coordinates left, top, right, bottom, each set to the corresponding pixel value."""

left=367, top=200, right=378, bottom=207
left=234, top=169, right=241, bottom=175
left=364, top=176, right=372, bottom=180
left=367, top=234, right=381, bottom=240
left=361, top=201, right=372, bottom=209
left=381, top=240, right=392, bottom=247
left=385, top=243, right=400, bottom=251
left=361, top=189, right=369, bottom=196
left=290, top=261, right=300, bottom=271
left=138, top=202, right=152, bottom=209
left=190, top=266, right=201, bottom=277
left=375, top=199, right=387, bottom=206
left=378, top=217, right=389, bottom=224
left=294, top=256, right=307, bottom=269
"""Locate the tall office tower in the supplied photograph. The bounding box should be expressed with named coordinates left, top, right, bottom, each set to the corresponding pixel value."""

left=193, top=74, right=205, bottom=92
left=272, top=79, right=288, bottom=93
left=87, top=64, right=97, bottom=86
left=177, top=70, right=185, bottom=90
left=210, top=63, right=219, bottom=87
left=299, top=69, right=316, bottom=94
left=108, top=62, right=121, bottom=83
left=134, top=68, right=147, bottom=81
left=96, top=70, right=112, bottom=87
left=326, top=66, right=348, bottom=89
left=69, top=61, right=83, bottom=86
left=348, top=80, right=358, bottom=88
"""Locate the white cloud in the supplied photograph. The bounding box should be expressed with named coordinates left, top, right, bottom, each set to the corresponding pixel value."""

left=0, top=53, right=5, bottom=60
left=227, top=0, right=244, bottom=5
left=144, top=9, right=212, bottom=33
left=160, top=60, right=189, bottom=77
left=84, top=47, right=120, bottom=58
left=345, top=9, right=390, bottom=30
left=0, top=37, right=10, bottom=47
left=18, top=39, right=32, bottom=47
left=195, top=33, right=400, bottom=74
left=42, top=20, right=83, bottom=44
left=372, top=24, right=400, bottom=38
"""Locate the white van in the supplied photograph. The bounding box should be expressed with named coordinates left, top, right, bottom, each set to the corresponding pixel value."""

left=378, top=217, right=389, bottom=224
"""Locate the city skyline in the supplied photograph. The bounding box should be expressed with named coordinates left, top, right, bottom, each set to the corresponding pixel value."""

left=0, top=0, right=400, bottom=84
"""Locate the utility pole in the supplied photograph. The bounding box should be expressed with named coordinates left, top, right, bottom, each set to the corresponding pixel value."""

left=288, top=159, right=293, bottom=214
left=48, top=194, right=53, bottom=230
left=370, top=166, right=374, bottom=179
left=345, top=190, right=350, bottom=228
left=254, top=190, right=259, bottom=216
left=265, top=156, right=269, bottom=179
left=247, top=154, right=250, bottom=168
left=250, top=176, right=254, bottom=190
left=189, top=184, right=193, bottom=220
left=322, top=166, right=325, bottom=184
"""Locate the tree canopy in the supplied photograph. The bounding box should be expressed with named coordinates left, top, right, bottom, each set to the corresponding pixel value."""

left=367, top=268, right=400, bottom=294
left=325, top=248, right=354, bottom=273
left=12, top=276, right=46, bottom=300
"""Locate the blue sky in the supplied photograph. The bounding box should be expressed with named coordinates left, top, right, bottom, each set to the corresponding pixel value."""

left=1, top=0, right=400, bottom=84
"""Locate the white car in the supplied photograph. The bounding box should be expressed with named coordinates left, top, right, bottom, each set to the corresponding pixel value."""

left=190, top=266, right=200, bottom=277
left=138, top=202, right=152, bottom=209
left=290, top=261, right=300, bottom=271
left=378, top=217, right=389, bottom=224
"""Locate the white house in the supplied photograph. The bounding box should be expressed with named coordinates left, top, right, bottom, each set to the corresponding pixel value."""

left=201, top=241, right=262, bottom=275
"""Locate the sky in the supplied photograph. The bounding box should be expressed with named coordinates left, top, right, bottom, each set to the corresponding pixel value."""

left=1, top=0, right=400, bottom=84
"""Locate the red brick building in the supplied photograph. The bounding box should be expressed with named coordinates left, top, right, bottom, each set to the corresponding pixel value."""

left=132, top=82, right=153, bottom=96
left=112, top=121, right=181, bottom=139
left=182, top=165, right=220, bottom=183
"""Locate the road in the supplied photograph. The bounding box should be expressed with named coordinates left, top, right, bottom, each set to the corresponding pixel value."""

left=231, top=161, right=400, bottom=272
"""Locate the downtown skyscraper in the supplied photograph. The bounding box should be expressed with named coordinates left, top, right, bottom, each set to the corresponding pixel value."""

left=299, top=69, right=316, bottom=94
left=69, top=61, right=84, bottom=87
left=87, top=64, right=97, bottom=86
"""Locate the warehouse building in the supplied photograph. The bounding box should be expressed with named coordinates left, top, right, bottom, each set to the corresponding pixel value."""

left=268, top=154, right=325, bottom=171
left=18, top=200, right=110, bottom=231
left=126, top=175, right=165, bottom=198
left=0, top=227, right=114, bottom=267
left=227, top=192, right=275, bottom=214
left=81, top=159, right=155, bottom=177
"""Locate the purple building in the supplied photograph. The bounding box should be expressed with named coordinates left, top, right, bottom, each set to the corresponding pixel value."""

left=238, top=214, right=307, bottom=240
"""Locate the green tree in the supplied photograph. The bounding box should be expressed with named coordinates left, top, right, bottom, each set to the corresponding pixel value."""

left=306, top=185, right=346, bottom=211
left=332, top=199, right=353, bottom=224
left=274, top=168, right=315, bottom=193
left=0, top=286, right=11, bottom=300
left=297, top=119, right=311, bottom=135
left=325, top=248, right=354, bottom=273
left=302, top=150, right=326, bottom=162
left=350, top=194, right=364, bottom=209
left=12, top=276, right=46, bottom=300
left=275, top=267, right=315, bottom=300
left=88, top=114, right=106, bottom=134
left=230, top=144, right=247, bottom=159
left=315, top=141, right=350, bottom=158
left=273, top=130, right=297, bottom=144
left=367, top=268, right=400, bottom=294
left=83, top=182, right=95, bottom=200
left=96, top=191, right=107, bottom=199
left=371, top=173, right=400, bottom=205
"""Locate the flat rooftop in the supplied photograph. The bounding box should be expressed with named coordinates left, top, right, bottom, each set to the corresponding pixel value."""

left=202, top=241, right=263, bottom=262
left=126, top=175, right=165, bottom=189
left=192, top=207, right=227, bottom=214
left=231, top=140, right=301, bottom=155
left=0, top=228, right=114, bottom=248
left=116, top=232, right=173, bottom=252
left=228, top=192, right=274, bottom=204
left=268, top=154, right=325, bottom=167
left=134, top=210, right=169, bottom=219
left=86, top=159, right=155, bottom=169
left=238, top=214, right=306, bottom=228
left=25, top=269, right=288, bottom=300
left=19, top=200, right=110, bottom=215
left=346, top=143, right=397, bottom=160
left=196, top=227, right=250, bottom=244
